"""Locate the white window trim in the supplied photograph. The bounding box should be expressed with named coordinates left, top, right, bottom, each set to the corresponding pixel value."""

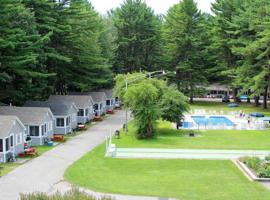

left=10, top=133, right=14, bottom=148
left=29, top=125, right=41, bottom=137
left=56, top=117, right=66, bottom=128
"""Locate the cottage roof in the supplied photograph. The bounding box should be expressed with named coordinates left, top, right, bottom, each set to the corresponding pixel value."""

left=49, top=95, right=94, bottom=108
left=68, top=92, right=107, bottom=103
left=0, top=106, right=53, bottom=125
left=24, top=101, right=78, bottom=116
left=99, top=89, right=113, bottom=99
left=0, top=115, right=25, bottom=138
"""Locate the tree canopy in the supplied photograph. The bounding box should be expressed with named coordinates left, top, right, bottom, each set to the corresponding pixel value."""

left=114, top=73, right=189, bottom=138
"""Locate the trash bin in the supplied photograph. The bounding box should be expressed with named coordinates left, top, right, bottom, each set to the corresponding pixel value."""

left=48, top=141, right=54, bottom=146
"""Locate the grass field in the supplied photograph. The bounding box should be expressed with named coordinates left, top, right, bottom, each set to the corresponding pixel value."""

left=0, top=163, right=21, bottom=177
left=65, top=145, right=270, bottom=200
left=113, top=121, right=270, bottom=150
left=190, top=101, right=270, bottom=116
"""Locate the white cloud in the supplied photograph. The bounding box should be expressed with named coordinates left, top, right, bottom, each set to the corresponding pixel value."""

left=90, top=0, right=215, bottom=15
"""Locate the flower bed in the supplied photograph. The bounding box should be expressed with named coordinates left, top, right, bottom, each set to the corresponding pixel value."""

left=238, top=156, right=270, bottom=180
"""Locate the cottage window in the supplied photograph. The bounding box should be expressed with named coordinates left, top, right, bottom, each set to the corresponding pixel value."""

left=30, top=126, right=40, bottom=137
left=78, top=109, right=84, bottom=116
left=5, top=138, right=9, bottom=151
left=85, top=109, right=89, bottom=116
left=56, top=118, right=65, bottom=127
left=41, top=125, right=45, bottom=136
left=0, top=139, right=3, bottom=152
left=10, top=135, right=14, bottom=147
left=106, top=100, right=110, bottom=106
left=93, top=104, right=98, bottom=111
left=66, top=116, right=71, bottom=126
left=44, top=123, right=47, bottom=133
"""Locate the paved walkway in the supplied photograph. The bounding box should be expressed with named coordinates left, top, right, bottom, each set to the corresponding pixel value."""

left=115, top=148, right=270, bottom=160
left=0, top=111, right=152, bottom=200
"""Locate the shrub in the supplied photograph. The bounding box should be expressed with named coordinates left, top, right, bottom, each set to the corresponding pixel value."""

left=243, top=157, right=262, bottom=171
left=265, top=155, right=270, bottom=162
left=20, top=188, right=114, bottom=200
left=258, top=167, right=270, bottom=178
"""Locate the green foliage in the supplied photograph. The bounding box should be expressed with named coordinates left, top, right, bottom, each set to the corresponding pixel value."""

left=258, top=167, right=270, bottom=178
left=112, top=0, right=163, bottom=73
left=162, top=0, right=209, bottom=102
left=58, top=0, right=113, bottom=92
left=124, top=79, right=161, bottom=138
left=115, top=72, right=189, bottom=139
left=20, top=188, right=113, bottom=200
left=265, top=155, right=270, bottom=161
left=0, top=0, right=51, bottom=104
left=243, top=157, right=262, bottom=171
left=160, top=86, right=189, bottom=122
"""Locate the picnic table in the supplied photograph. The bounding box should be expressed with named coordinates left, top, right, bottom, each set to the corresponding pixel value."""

left=53, top=135, right=64, bottom=142
left=23, top=148, right=38, bottom=157
left=94, top=116, right=103, bottom=122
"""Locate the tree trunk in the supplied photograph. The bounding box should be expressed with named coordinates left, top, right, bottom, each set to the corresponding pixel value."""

left=232, top=88, right=238, bottom=103
left=263, top=87, right=268, bottom=109
left=189, top=96, right=194, bottom=104
left=254, top=96, right=260, bottom=107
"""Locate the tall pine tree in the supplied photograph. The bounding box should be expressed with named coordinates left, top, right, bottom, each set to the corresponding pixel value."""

left=163, top=0, right=207, bottom=103
left=112, top=0, right=162, bottom=73
left=0, top=0, right=50, bottom=105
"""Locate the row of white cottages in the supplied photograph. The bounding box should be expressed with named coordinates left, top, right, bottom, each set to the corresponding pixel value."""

left=0, top=90, right=117, bottom=163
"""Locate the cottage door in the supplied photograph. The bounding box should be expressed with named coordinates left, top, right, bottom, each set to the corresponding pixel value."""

left=10, top=134, right=15, bottom=154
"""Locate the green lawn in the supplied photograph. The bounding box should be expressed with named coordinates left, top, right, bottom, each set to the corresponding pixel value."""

left=65, top=145, right=270, bottom=200
left=35, top=145, right=56, bottom=155
left=0, top=163, right=21, bottom=177
left=113, top=121, right=270, bottom=150
left=190, top=101, right=270, bottom=116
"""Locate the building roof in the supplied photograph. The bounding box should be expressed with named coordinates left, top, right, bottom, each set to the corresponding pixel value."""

left=49, top=95, right=94, bottom=108
left=204, top=83, right=230, bottom=91
left=68, top=92, right=107, bottom=103
left=0, top=115, right=25, bottom=138
left=24, top=101, right=78, bottom=116
left=0, top=106, right=53, bottom=125
left=87, top=92, right=107, bottom=103
left=99, top=89, right=114, bottom=99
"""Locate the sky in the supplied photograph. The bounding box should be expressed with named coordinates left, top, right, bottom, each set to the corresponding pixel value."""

left=90, top=0, right=216, bottom=15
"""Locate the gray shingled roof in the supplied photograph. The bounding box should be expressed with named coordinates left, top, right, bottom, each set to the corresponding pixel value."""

left=99, top=89, right=113, bottom=99
left=68, top=92, right=107, bottom=103
left=0, top=115, right=25, bottom=138
left=86, top=92, right=107, bottom=103
left=24, top=101, right=77, bottom=116
left=49, top=95, right=94, bottom=108
left=0, top=106, right=52, bottom=125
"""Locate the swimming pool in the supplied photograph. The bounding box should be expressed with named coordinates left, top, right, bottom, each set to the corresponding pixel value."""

left=192, top=116, right=234, bottom=126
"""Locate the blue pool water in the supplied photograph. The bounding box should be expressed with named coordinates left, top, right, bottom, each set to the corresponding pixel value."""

left=192, top=116, right=234, bottom=126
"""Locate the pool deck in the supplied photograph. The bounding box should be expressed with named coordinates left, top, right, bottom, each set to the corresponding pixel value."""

left=113, top=148, right=270, bottom=160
